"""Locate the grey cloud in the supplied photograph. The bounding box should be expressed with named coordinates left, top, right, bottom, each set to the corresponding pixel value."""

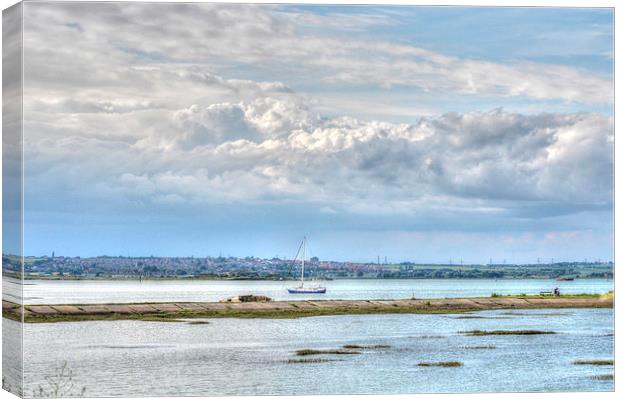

left=22, top=2, right=612, bottom=104
left=14, top=2, right=613, bottom=261
left=15, top=2, right=613, bottom=245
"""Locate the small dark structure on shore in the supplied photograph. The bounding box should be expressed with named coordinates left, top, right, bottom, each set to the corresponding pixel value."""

left=220, top=295, right=272, bottom=303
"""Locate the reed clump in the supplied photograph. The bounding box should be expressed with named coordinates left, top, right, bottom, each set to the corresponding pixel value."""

left=489, top=293, right=603, bottom=299
left=418, top=361, right=463, bottom=367
left=295, top=349, right=360, bottom=356
left=573, top=360, right=613, bottom=366
left=342, top=344, right=390, bottom=349
left=287, top=358, right=338, bottom=364
left=591, top=374, right=614, bottom=381
left=462, top=330, right=556, bottom=336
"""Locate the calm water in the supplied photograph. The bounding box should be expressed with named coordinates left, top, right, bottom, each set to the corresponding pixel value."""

left=5, top=278, right=614, bottom=304
left=7, top=308, right=613, bottom=396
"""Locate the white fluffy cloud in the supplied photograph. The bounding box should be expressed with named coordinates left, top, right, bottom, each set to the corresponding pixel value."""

left=14, top=2, right=612, bottom=260
left=25, top=91, right=613, bottom=219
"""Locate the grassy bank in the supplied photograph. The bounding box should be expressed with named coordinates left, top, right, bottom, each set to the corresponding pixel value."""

left=490, top=293, right=608, bottom=299
left=3, top=293, right=613, bottom=323
left=6, top=306, right=467, bottom=323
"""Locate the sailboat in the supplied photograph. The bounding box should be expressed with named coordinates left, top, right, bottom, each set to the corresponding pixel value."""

left=287, top=237, right=327, bottom=294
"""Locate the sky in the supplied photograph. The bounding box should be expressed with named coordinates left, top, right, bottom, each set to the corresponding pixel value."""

left=9, top=2, right=614, bottom=263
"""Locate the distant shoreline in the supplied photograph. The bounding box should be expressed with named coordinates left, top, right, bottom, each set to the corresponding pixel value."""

left=2, top=274, right=613, bottom=282
left=3, top=255, right=613, bottom=281
left=3, top=294, right=613, bottom=323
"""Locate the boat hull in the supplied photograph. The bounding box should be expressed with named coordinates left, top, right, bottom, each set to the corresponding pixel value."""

left=287, top=287, right=327, bottom=294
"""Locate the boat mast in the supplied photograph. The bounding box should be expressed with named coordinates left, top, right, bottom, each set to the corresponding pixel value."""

left=301, top=237, right=306, bottom=287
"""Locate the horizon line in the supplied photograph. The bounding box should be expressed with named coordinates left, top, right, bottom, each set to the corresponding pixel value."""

left=3, top=253, right=614, bottom=266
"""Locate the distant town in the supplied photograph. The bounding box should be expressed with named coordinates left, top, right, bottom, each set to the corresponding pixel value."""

left=1, top=254, right=614, bottom=280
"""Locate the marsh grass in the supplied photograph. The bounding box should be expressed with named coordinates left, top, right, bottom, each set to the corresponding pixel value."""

left=499, top=311, right=574, bottom=317
left=573, top=360, right=614, bottom=366
left=462, top=345, right=496, bottom=349
left=286, top=358, right=339, bottom=364
left=32, top=361, right=86, bottom=397
left=11, top=292, right=612, bottom=324
left=489, top=293, right=603, bottom=299
left=18, top=305, right=472, bottom=323
left=342, top=344, right=390, bottom=349
left=418, top=335, right=446, bottom=339
left=418, top=361, right=463, bottom=367
left=591, top=374, right=614, bottom=381
left=296, top=349, right=361, bottom=356
left=462, top=330, right=556, bottom=336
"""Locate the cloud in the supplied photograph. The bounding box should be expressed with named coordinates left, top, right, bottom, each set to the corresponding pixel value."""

left=24, top=91, right=613, bottom=225
left=244, top=97, right=321, bottom=139
left=16, top=2, right=612, bottom=260
left=22, top=2, right=612, bottom=105
left=277, top=9, right=395, bottom=31
left=172, top=103, right=259, bottom=148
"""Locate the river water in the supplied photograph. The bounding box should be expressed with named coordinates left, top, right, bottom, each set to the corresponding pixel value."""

left=3, top=308, right=613, bottom=396
left=3, top=278, right=613, bottom=396
left=4, top=278, right=614, bottom=304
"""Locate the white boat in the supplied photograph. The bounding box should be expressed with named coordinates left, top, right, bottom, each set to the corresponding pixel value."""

left=287, top=237, right=326, bottom=294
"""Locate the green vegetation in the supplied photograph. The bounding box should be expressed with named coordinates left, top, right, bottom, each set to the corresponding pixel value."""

left=489, top=293, right=607, bottom=299
left=573, top=360, right=613, bottom=366
left=342, top=344, right=390, bottom=349
left=8, top=253, right=612, bottom=281
left=295, top=349, right=361, bottom=356
left=4, top=293, right=612, bottom=323
left=286, top=358, right=338, bottom=364
left=10, top=305, right=475, bottom=324
left=591, top=374, right=614, bottom=381
left=2, top=310, right=21, bottom=322
left=417, top=361, right=463, bottom=367
left=462, top=330, right=556, bottom=336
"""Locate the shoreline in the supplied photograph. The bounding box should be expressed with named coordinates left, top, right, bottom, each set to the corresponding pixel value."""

left=3, top=274, right=613, bottom=281
left=2, top=295, right=613, bottom=323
